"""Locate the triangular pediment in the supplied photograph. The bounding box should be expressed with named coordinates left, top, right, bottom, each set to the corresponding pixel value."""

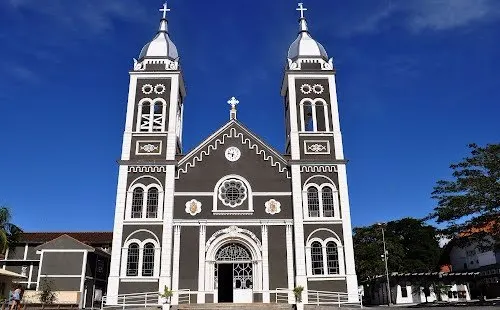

left=35, top=234, right=95, bottom=251
left=176, top=120, right=290, bottom=179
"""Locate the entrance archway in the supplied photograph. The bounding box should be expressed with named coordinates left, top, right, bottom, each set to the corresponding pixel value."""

left=205, top=226, right=263, bottom=303
left=215, top=243, right=253, bottom=302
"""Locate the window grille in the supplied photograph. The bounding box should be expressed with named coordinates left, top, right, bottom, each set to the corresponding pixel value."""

left=311, top=241, right=324, bottom=275
left=152, top=102, right=164, bottom=132
left=216, top=243, right=251, bottom=261
left=307, top=187, right=320, bottom=217
left=126, top=243, right=140, bottom=276
left=218, top=179, right=247, bottom=207
left=142, top=243, right=155, bottom=276
left=322, top=187, right=335, bottom=217
left=146, top=188, right=158, bottom=218
left=326, top=241, right=339, bottom=274
left=131, top=188, right=144, bottom=218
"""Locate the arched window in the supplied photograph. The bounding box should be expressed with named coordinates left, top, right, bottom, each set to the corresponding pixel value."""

left=126, top=243, right=140, bottom=276
left=304, top=183, right=339, bottom=219
left=131, top=188, right=144, bottom=218
left=137, top=99, right=167, bottom=132
left=152, top=102, right=164, bottom=132
left=142, top=243, right=155, bottom=276
left=127, top=183, right=162, bottom=219
left=299, top=99, right=330, bottom=132
left=326, top=241, right=339, bottom=274
left=322, top=187, right=334, bottom=217
left=311, top=241, right=324, bottom=275
left=146, top=188, right=158, bottom=218
left=307, top=187, right=320, bottom=217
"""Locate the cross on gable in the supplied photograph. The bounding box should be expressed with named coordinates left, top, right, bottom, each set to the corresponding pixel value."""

left=296, top=3, right=307, bottom=19
left=159, top=2, right=170, bottom=19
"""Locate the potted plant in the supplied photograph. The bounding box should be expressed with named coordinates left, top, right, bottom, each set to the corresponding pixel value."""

left=293, top=286, right=304, bottom=303
left=159, top=286, right=173, bottom=304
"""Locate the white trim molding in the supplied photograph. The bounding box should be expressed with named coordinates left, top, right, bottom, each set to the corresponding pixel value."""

left=212, top=174, right=253, bottom=215
left=302, top=180, right=340, bottom=220
left=121, top=231, right=161, bottom=278
left=305, top=233, right=345, bottom=277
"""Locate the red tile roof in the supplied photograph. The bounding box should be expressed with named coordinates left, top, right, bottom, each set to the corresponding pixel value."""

left=20, top=232, right=113, bottom=244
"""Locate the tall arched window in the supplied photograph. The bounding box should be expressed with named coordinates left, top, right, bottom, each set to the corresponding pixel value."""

left=142, top=243, right=155, bottom=276
left=322, top=187, right=334, bottom=217
left=326, top=241, right=339, bottom=274
left=146, top=188, right=158, bottom=218
left=137, top=99, right=167, bottom=132
left=152, top=102, right=164, bottom=132
left=307, top=187, right=320, bottom=217
left=311, top=241, right=324, bottom=275
left=126, top=243, right=140, bottom=276
left=299, top=99, right=330, bottom=132
left=131, top=188, right=144, bottom=218
left=303, top=103, right=314, bottom=131
left=139, top=102, right=151, bottom=132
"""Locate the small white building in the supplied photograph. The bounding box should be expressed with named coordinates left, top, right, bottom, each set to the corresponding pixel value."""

left=362, top=272, right=476, bottom=305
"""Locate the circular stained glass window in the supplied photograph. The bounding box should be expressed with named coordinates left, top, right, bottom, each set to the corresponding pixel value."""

left=218, top=179, right=247, bottom=207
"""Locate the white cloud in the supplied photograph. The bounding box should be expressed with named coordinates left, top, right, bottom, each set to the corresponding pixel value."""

left=330, top=0, right=500, bottom=37
left=7, top=0, right=150, bottom=33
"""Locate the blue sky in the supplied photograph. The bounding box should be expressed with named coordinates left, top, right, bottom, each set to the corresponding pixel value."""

left=0, top=0, right=499, bottom=232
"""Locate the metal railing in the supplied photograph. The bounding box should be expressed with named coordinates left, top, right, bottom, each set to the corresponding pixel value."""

left=306, top=290, right=363, bottom=307
left=101, top=291, right=159, bottom=309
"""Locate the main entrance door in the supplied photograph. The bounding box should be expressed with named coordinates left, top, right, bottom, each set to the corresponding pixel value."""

left=215, top=243, right=253, bottom=303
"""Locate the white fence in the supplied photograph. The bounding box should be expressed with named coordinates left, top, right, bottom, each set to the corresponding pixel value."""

left=101, top=291, right=159, bottom=309
left=307, top=290, right=363, bottom=307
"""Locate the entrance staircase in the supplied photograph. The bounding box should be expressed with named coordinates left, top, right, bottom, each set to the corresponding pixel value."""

left=174, top=304, right=293, bottom=310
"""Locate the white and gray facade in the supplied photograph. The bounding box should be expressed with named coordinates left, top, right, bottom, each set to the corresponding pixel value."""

left=106, top=3, right=358, bottom=305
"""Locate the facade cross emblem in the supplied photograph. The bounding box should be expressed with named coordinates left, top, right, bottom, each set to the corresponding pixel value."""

left=159, top=2, right=170, bottom=19
left=296, top=3, right=307, bottom=19
left=227, top=96, right=239, bottom=120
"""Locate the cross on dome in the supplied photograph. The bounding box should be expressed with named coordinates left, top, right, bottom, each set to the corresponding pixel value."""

left=159, top=2, right=170, bottom=19
left=228, top=96, right=239, bottom=120
left=296, top=3, right=307, bottom=19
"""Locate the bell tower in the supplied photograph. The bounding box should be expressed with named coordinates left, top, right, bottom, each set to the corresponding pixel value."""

left=281, top=3, right=358, bottom=302
left=107, top=2, right=185, bottom=302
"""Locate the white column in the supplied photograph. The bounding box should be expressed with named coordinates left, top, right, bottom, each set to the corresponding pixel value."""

left=23, top=244, right=28, bottom=260
left=3, top=248, right=8, bottom=269
left=286, top=224, right=295, bottom=303
left=291, top=165, right=308, bottom=304
left=261, top=225, right=270, bottom=303
left=171, top=225, right=181, bottom=305
left=28, top=264, right=33, bottom=288
left=106, top=165, right=128, bottom=304
left=198, top=224, right=206, bottom=303
left=337, top=164, right=359, bottom=303
left=79, top=251, right=88, bottom=309
left=159, top=166, right=176, bottom=298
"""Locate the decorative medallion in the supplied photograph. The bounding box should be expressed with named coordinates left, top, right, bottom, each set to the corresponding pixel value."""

left=142, top=84, right=153, bottom=94
left=136, top=141, right=162, bottom=155
left=218, top=179, right=247, bottom=207
left=300, top=84, right=312, bottom=94
left=154, top=84, right=166, bottom=94
left=185, top=199, right=202, bottom=216
left=312, top=84, right=325, bottom=94
left=304, top=140, right=330, bottom=155
left=225, top=146, right=241, bottom=162
left=265, top=199, right=281, bottom=215
left=140, top=144, right=159, bottom=153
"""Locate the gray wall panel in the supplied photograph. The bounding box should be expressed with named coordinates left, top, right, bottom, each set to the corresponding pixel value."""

left=41, top=252, right=84, bottom=275
left=178, top=227, right=199, bottom=290
left=307, top=280, right=347, bottom=292
left=40, top=277, right=81, bottom=291
left=118, top=281, right=158, bottom=295
left=268, top=226, right=288, bottom=289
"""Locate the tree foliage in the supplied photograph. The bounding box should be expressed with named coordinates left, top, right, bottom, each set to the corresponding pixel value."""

left=0, top=207, right=23, bottom=254
left=428, top=143, right=500, bottom=247
left=38, top=278, right=57, bottom=307
left=353, top=218, right=442, bottom=281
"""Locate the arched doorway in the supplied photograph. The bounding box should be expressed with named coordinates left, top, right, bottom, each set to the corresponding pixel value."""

left=215, top=243, right=253, bottom=303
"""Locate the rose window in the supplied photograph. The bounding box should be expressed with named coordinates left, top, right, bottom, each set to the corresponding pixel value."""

left=218, top=179, right=247, bottom=207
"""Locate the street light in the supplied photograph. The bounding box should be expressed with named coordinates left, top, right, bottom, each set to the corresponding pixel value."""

left=377, top=222, right=392, bottom=306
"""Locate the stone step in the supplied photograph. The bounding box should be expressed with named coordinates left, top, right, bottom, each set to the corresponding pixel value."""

left=175, top=303, right=293, bottom=310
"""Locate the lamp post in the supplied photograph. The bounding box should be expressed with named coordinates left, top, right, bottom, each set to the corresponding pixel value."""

left=378, top=223, right=392, bottom=306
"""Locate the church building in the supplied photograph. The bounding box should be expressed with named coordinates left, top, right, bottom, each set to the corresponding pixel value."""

left=106, top=2, right=358, bottom=306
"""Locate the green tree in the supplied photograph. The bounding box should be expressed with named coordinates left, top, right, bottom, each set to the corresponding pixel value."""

left=0, top=207, right=23, bottom=254
left=353, top=218, right=442, bottom=281
left=428, top=143, right=500, bottom=247
left=38, top=278, right=57, bottom=308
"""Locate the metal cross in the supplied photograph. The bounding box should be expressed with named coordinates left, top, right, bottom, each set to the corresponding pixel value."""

left=296, top=3, right=307, bottom=19
left=159, top=2, right=170, bottom=19
left=227, top=96, right=239, bottom=109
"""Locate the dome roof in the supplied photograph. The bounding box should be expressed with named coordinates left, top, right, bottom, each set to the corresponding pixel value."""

left=288, top=18, right=328, bottom=60
left=139, top=18, right=178, bottom=60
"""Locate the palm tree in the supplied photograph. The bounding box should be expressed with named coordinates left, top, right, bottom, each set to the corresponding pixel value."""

left=0, top=207, right=23, bottom=254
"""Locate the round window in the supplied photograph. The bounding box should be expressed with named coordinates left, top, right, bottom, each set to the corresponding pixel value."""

left=218, top=179, right=247, bottom=207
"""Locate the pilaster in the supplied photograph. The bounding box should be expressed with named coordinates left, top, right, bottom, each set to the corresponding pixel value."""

left=198, top=224, right=206, bottom=303
left=261, top=224, right=270, bottom=302
left=171, top=225, right=181, bottom=305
